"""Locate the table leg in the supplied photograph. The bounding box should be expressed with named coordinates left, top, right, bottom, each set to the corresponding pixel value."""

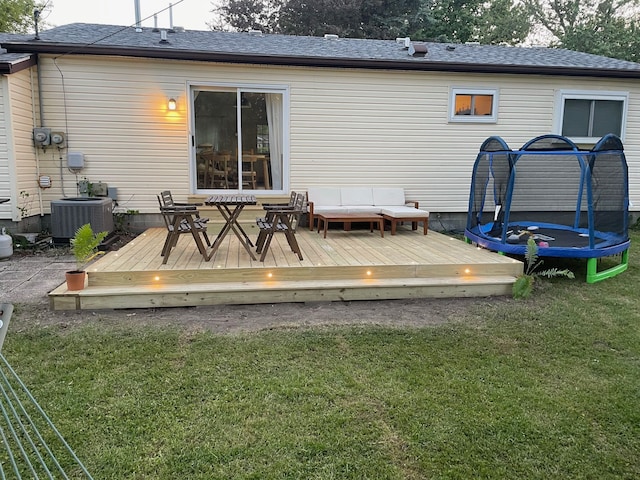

left=224, top=205, right=255, bottom=248
left=262, top=159, right=270, bottom=190
left=211, top=205, right=257, bottom=261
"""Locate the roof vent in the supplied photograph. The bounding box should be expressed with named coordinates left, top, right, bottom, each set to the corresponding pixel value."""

left=446, top=45, right=456, bottom=51
left=173, top=26, right=184, bottom=33
left=408, top=42, right=428, bottom=56
left=159, top=30, right=169, bottom=44
left=249, top=29, right=263, bottom=35
left=396, top=37, right=411, bottom=49
left=324, top=34, right=339, bottom=40
left=465, top=41, right=480, bottom=46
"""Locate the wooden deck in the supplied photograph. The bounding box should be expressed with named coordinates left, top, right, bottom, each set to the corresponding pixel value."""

left=49, top=225, right=523, bottom=310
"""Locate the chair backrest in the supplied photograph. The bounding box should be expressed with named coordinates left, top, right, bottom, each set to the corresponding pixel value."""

left=290, top=193, right=306, bottom=231
left=157, top=194, right=173, bottom=230
left=159, top=190, right=174, bottom=208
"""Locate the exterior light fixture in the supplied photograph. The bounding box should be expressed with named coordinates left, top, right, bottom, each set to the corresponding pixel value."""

left=168, top=98, right=177, bottom=111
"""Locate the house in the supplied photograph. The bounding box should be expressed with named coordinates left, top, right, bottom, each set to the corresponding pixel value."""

left=0, top=34, right=37, bottom=225
left=2, top=23, right=640, bottom=232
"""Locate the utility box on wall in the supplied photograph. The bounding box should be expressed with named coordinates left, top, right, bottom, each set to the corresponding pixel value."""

left=50, top=197, right=114, bottom=243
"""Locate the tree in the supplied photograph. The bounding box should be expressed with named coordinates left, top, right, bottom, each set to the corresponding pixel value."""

left=413, top=0, right=530, bottom=44
left=279, top=0, right=424, bottom=38
left=0, top=0, right=46, bottom=34
left=211, top=0, right=529, bottom=45
left=525, top=0, right=640, bottom=61
left=209, top=0, right=282, bottom=32
left=474, top=0, right=532, bottom=45
left=212, top=0, right=424, bottom=38
left=561, top=17, right=640, bottom=62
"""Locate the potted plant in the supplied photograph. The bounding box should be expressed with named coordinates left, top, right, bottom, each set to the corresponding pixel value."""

left=65, top=223, right=108, bottom=291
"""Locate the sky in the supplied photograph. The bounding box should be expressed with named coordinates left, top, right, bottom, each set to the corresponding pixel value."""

left=44, top=0, right=216, bottom=31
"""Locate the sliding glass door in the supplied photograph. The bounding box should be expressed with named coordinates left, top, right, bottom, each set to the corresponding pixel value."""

left=192, top=86, right=286, bottom=192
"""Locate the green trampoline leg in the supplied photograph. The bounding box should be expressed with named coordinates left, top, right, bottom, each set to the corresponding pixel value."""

left=586, top=249, right=629, bottom=284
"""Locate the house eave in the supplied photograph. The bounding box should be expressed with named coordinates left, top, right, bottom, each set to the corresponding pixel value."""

left=3, top=41, right=640, bottom=79
left=0, top=54, right=36, bottom=75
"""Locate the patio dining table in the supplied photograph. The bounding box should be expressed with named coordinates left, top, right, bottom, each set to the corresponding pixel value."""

left=205, top=194, right=257, bottom=260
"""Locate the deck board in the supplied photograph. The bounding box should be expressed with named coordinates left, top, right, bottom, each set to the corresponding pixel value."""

left=93, top=227, right=522, bottom=272
left=50, top=225, right=523, bottom=310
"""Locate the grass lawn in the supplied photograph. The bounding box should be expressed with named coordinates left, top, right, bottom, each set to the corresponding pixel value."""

left=4, top=231, right=640, bottom=479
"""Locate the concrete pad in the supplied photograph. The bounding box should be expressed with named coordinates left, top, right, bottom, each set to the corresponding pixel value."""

left=0, top=255, right=75, bottom=304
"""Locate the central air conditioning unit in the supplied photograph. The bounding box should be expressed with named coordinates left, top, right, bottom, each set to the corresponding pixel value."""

left=50, top=197, right=114, bottom=242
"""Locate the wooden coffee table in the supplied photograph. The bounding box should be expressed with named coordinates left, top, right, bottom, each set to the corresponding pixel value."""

left=316, top=212, right=384, bottom=238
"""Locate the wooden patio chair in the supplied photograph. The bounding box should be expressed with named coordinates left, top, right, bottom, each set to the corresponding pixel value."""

left=257, top=191, right=297, bottom=222
left=157, top=194, right=211, bottom=263
left=255, top=191, right=298, bottom=252
left=158, top=191, right=211, bottom=242
left=197, top=150, right=229, bottom=189
left=255, top=193, right=305, bottom=262
left=0, top=303, right=94, bottom=478
left=241, top=150, right=258, bottom=189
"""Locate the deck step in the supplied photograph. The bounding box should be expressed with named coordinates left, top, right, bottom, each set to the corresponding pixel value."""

left=49, top=275, right=516, bottom=310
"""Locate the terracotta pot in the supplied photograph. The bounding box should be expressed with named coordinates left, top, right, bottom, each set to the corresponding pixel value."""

left=65, top=270, right=86, bottom=291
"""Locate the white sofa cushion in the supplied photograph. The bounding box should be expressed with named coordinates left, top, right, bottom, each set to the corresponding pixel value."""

left=345, top=206, right=382, bottom=214
left=308, top=187, right=342, bottom=207
left=380, top=206, right=429, bottom=218
left=372, top=187, right=406, bottom=206
left=340, top=187, right=374, bottom=206
left=312, top=206, right=350, bottom=214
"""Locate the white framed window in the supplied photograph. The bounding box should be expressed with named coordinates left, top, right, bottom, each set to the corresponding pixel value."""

left=449, top=88, right=498, bottom=123
left=555, top=90, right=628, bottom=143
left=190, top=82, right=289, bottom=193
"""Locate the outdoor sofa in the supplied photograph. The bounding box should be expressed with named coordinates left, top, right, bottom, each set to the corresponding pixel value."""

left=306, top=186, right=429, bottom=234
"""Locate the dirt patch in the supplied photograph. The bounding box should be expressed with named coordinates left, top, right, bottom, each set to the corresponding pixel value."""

left=11, top=296, right=505, bottom=335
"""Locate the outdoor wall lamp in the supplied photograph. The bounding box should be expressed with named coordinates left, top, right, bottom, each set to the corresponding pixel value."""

left=168, top=98, right=177, bottom=111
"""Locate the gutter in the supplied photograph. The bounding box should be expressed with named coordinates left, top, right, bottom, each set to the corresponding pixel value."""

left=4, top=42, right=640, bottom=79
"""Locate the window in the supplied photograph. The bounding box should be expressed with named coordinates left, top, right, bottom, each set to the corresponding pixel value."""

left=449, top=88, right=498, bottom=123
left=556, top=90, right=627, bottom=142
left=192, top=86, right=288, bottom=192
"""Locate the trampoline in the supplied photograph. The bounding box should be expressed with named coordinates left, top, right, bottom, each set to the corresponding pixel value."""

left=465, top=133, right=630, bottom=283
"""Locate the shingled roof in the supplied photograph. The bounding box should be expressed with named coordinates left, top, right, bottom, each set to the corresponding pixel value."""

left=2, top=23, right=640, bottom=78
left=0, top=33, right=35, bottom=74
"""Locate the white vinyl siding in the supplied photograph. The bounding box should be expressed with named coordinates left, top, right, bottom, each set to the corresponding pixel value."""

left=7, top=69, right=41, bottom=221
left=9, top=68, right=39, bottom=220
left=33, top=55, right=640, bottom=214
left=0, top=68, right=38, bottom=221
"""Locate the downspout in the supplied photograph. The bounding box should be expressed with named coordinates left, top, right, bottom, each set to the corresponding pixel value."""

left=31, top=63, right=45, bottom=217
left=35, top=54, right=44, bottom=127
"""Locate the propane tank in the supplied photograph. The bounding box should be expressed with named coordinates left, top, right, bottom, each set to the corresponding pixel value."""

left=0, top=228, right=12, bottom=259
